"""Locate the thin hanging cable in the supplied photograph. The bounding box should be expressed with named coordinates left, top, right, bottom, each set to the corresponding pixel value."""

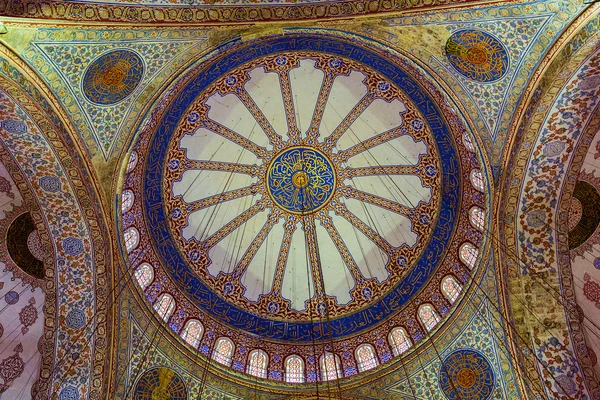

left=52, top=246, right=149, bottom=391
left=481, top=221, right=600, bottom=371
left=123, top=305, right=166, bottom=399
left=329, top=107, right=580, bottom=394
left=465, top=282, right=548, bottom=398
left=337, top=108, right=600, bottom=382
left=452, top=250, right=572, bottom=396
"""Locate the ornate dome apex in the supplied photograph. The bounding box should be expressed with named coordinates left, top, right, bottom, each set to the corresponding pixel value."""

left=121, top=30, right=491, bottom=384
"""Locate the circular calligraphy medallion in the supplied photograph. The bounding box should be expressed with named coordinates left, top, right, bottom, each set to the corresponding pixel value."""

left=82, top=49, right=144, bottom=105
left=267, top=146, right=336, bottom=214
left=439, top=349, right=494, bottom=399
left=445, top=30, right=508, bottom=82
left=134, top=367, right=187, bottom=400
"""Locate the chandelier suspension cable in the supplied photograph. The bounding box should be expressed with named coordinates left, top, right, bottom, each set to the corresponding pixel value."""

left=448, top=247, right=572, bottom=396
left=302, top=210, right=321, bottom=399
left=52, top=247, right=150, bottom=391
left=338, top=121, right=578, bottom=393
left=418, top=312, right=466, bottom=400
left=395, top=351, right=419, bottom=400
left=342, top=117, right=600, bottom=379
left=479, top=221, right=600, bottom=367
left=317, top=236, right=343, bottom=400
left=414, top=349, right=437, bottom=399
left=122, top=298, right=170, bottom=399
left=464, top=284, right=548, bottom=398
left=485, top=216, right=600, bottom=339
left=16, top=356, right=42, bottom=400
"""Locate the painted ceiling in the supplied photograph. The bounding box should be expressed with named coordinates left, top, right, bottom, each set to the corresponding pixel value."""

left=0, top=0, right=599, bottom=399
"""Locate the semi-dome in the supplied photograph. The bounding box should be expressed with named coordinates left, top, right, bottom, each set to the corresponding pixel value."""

left=121, top=30, right=490, bottom=383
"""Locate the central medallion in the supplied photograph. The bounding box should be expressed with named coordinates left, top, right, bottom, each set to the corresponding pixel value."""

left=267, top=146, right=336, bottom=214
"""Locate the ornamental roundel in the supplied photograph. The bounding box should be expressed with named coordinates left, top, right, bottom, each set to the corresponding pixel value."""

left=122, top=30, right=490, bottom=381
left=439, top=349, right=494, bottom=400
left=133, top=367, right=187, bottom=400
left=267, top=146, right=336, bottom=214
left=445, top=30, right=509, bottom=83
left=82, top=49, right=144, bottom=105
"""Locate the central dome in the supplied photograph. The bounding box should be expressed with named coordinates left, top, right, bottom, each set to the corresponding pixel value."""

left=121, top=30, right=489, bottom=383
left=163, top=49, right=440, bottom=322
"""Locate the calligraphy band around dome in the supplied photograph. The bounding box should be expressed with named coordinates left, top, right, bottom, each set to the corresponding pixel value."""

left=142, top=33, right=463, bottom=341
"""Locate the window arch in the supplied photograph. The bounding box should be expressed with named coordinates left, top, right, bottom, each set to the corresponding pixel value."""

left=320, top=352, right=342, bottom=381
left=247, top=349, right=268, bottom=379
left=181, top=319, right=204, bottom=348
left=213, top=337, right=234, bottom=367
left=463, top=132, right=475, bottom=152
left=442, top=276, right=462, bottom=304
left=134, top=263, right=154, bottom=290
left=154, top=293, right=175, bottom=322
left=418, top=304, right=440, bottom=332
left=355, top=344, right=378, bottom=372
left=469, top=206, right=485, bottom=231
left=285, top=355, right=305, bottom=383
left=459, top=242, right=479, bottom=269
left=470, top=169, right=485, bottom=192
left=122, top=190, right=134, bottom=213
left=389, top=327, right=411, bottom=356
left=124, top=227, right=139, bottom=253
left=127, top=151, right=138, bottom=172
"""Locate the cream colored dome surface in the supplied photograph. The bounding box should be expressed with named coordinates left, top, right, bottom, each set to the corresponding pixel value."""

left=121, top=30, right=490, bottom=381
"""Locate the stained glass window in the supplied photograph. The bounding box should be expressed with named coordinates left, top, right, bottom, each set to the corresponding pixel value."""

left=355, top=344, right=378, bottom=372
left=247, top=349, right=268, bottom=379
left=389, top=327, right=411, bottom=356
left=418, top=304, right=440, bottom=331
left=154, top=293, right=175, bottom=321
left=470, top=170, right=485, bottom=192
left=213, top=338, right=234, bottom=367
left=134, top=263, right=153, bottom=289
left=124, top=227, right=139, bottom=253
left=442, top=276, right=462, bottom=303
left=285, top=355, right=304, bottom=383
left=459, top=242, right=479, bottom=269
left=181, top=319, right=203, bottom=348
left=127, top=151, right=138, bottom=172
left=122, top=190, right=134, bottom=213
left=469, top=206, right=485, bottom=231
left=463, top=133, right=475, bottom=152
left=320, top=352, right=342, bottom=381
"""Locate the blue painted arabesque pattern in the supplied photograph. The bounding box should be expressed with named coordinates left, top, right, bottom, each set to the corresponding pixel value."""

left=143, top=34, right=460, bottom=341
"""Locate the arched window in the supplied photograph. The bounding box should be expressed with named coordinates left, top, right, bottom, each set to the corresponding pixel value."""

left=154, top=293, right=175, bottom=322
left=463, top=133, right=475, bottom=152
left=459, top=242, right=479, bottom=269
left=124, top=227, right=139, bottom=253
left=389, top=327, right=411, bottom=356
left=418, top=304, right=440, bottom=331
left=134, top=263, right=154, bottom=289
left=127, top=151, right=138, bottom=172
left=181, top=319, right=203, bottom=348
left=285, top=355, right=305, bottom=383
left=320, top=352, right=342, bottom=381
left=355, top=344, right=378, bottom=372
left=122, top=190, right=134, bottom=213
left=442, top=276, right=462, bottom=304
left=470, top=170, right=484, bottom=192
left=212, top=337, right=234, bottom=367
left=469, top=206, right=485, bottom=231
left=247, top=349, right=268, bottom=379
